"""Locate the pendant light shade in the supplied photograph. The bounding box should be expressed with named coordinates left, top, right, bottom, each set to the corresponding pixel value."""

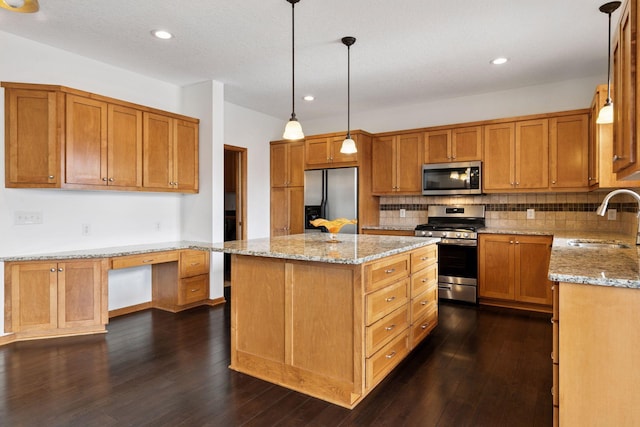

left=340, top=36, right=357, bottom=154
left=596, top=1, right=622, bottom=124
left=0, top=0, right=38, bottom=13
left=283, top=0, right=304, bottom=140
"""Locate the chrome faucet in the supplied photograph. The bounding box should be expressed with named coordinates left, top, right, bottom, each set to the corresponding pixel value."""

left=596, top=189, right=640, bottom=244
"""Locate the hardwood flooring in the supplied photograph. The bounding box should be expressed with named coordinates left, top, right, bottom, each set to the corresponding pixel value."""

left=0, top=295, right=552, bottom=426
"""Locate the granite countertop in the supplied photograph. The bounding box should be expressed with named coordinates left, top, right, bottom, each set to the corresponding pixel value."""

left=209, top=233, right=440, bottom=264
left=361, top=225, right=416, bottom=231
left=0, top=241, right=214, bottom=262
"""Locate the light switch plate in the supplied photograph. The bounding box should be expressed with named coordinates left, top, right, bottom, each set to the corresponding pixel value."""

left=526, top=208, right=535, bottom=219
left=14, top=211, right=43, bottom=225
left=400, top=209, right=406, bottom=218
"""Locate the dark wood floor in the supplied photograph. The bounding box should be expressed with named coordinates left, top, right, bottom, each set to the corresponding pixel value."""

left=0, top=292, right=552, bottom=426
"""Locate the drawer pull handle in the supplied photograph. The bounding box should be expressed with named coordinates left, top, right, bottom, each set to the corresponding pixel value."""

left=385, top=324, right=396, bottom=331
left=420, top=301, right=428, bottom=306
left=421, top=278, right=428, bottom=283
left=420, top=322, right=430, bottom=330
left=385, top=296, right=396, bottom=302
left=190, top=263, right=200, bottom=266
left=142, top=259, right=154, bottom=263
left=385, top=351, right=397, bottom=359
left=190, top=289, right=198, bottom=292
left=384, top=268, right=396, bottom=274
left=420, top=256, right=429, bottom=261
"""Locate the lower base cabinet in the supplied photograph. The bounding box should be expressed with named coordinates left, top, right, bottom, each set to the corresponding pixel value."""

left=4, top=259, right=108, bottom=340
left=555, top=282, right=640, bottom=426
left=478, top=234, right=553, bottom=312
left=229, top=244, right=438, bottom=408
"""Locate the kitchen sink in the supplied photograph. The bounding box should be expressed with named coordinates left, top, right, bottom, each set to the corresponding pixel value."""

left=566, top=239, right=630, bottom=249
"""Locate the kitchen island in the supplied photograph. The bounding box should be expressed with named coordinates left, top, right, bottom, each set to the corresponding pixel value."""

left=210, top=233, right=439, bottom=408
left=547, top=234, right=640, bottom=426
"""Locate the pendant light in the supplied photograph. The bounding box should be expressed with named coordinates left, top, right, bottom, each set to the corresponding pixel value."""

left=596, top=1, right=622, bottom=124
left=340, top=36, right=357, bottom=154
left=282, top=0, right=304, bottom=140
left=0, top=0, right=39, bottom=13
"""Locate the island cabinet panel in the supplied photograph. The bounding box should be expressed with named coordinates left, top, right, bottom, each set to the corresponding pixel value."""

left=558, top=282, right=640, bottom=426
left=228, top=243, right=438, bottom=409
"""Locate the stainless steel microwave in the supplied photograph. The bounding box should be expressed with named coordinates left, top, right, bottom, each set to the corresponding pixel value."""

left=422, top=161, right=482, bottom=195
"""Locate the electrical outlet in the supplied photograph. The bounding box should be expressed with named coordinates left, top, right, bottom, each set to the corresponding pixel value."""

left=81, top=223, right=91, bottom=236
left=14, top=211, right=43, bottom=225
left=399, top=209, right=406, bottom=218
left=607, top=209, right=617, bottom=220
left=155, top=222, right=161, bottom=232
left=526, top=208, right=535, bottom=220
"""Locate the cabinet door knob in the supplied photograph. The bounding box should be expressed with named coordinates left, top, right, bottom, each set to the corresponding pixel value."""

left=109, top=178, right=114, bottom=182
left=58, top=268, right=63, bottom=272
left=102, top=177, right=108, bottom=181
left=48, top=175, right=55, bottom=179
left=552, top=180, right=556, bottom=184
left=509, top=240, right=514, bottom=244
left=50, top=268, right=56, bottom=272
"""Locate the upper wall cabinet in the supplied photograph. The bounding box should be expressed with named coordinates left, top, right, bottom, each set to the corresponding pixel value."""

left=372, top=132, right=423, bottom=195
left=424, top=126, right=482, bottom=164
left=2, top=82, right=199, bottom=193
left=305, top=135, right=358, bottom=169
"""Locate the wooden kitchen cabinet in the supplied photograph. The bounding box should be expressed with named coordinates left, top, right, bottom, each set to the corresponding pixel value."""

left=549, top=114, right=589, bottom=190
left=143, top=112, right=199, bottom=192
left=270, top=140, right=304, bottom=187
left=4, top=259, right=108, bottom=340
left=270, top=186, right=304, bottom=236
left=590, top=85, right=640, bottom=188
left=371, top=132, right=423, bottom=194
left=424, top=126, right=482, bottom=163
left=483, top=119, right=549, bottom=192
left=478, top=234, right=553, bottom=311
left=66, top=95, right=143, bottom=188
left=556, top=281, right=640, bottom=426
left=152, top=250, right=210, bottom=312
left=2, top=82, right=199, bottom=193
left=305, top=135, right=358, bottom=168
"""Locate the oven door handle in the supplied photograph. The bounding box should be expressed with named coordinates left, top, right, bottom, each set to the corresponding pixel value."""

left=438, top=284, right=453, bottom=291
left=438, top=239, right=477, bottom=247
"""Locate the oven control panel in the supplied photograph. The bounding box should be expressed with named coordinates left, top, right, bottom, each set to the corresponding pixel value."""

left=415, top=230, right=477, bottom=240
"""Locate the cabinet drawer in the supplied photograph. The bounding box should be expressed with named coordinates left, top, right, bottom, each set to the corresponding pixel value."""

left=180, top=250, right=209, bottom=277
left=410, top=286, right=437, bottom=322
left=365, top=253, right=410, bottom=292
left=365, top=278, right=409, bottom=326
left=411, top=245, right=437, bottom=273
left=365, top=305, right=409, bottom=358
left=111, top=251, right=178, bottom=269
left=411, top=263, right=437, bottom=297
left=410, top=305, right=438, bottom=348
left=178, top=274, right=209, bottom=305
left=366, top=330, right=409, bottom=389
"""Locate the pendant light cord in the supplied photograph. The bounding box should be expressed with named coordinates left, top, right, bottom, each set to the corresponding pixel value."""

left=290, top=1, right=296, bottom=119
left=347, top=42, right=351, bottom=138
left=606, top=10, right=612, bottom=103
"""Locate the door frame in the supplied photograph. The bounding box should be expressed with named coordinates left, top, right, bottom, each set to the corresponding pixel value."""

left=223, top=145, right=247, bottom=240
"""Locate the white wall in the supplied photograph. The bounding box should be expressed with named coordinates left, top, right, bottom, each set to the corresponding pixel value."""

left=302, top=75, right=603, bottom=135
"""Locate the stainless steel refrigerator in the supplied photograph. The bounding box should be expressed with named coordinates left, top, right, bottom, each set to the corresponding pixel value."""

left=304, top=168, right=358, bottom=234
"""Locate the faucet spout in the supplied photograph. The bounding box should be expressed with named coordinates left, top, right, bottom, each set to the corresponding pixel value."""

left=596, top=189, right=640, bottom=245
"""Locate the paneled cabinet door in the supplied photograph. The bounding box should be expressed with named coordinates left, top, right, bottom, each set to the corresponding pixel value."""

left=371, top=135, right=395, bottom=193
left=270, top=186, right=304, bottom=236
left=478, top=234, right=515, bottom=300
left=372, top=133, right=423, bottom=194
left=143, top=113, right=199, bottom=192
left=271, top=141, right=304, bottom=187
left=5, top=88, right=61, bottom=187
left=65, top=94, right=108, bottom=185
left=424, top=130, right=451, bottom=163
left=8, top=262, right=58, bottom=332
left=549, top=114, right=589, bottom=190
left=57, top=261, right=104, bottom=328
left=108, top=105, right=143, bottom=187
left=452, top=126, right=482, bottom=161
left=483, top=123, right=515, bottom=191
left=515, top=237, right=552, bottom=305
left=515, top=119, right=549, bottom=190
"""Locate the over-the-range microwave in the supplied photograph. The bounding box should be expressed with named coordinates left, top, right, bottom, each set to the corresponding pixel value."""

left=422, top=161, right=482, bottom=195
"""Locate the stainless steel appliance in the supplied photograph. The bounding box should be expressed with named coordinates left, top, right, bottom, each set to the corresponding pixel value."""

left=422, top=161, right=482, bottom=195
left=415, top=205, right=485, bottom=303
left=304, top=168, right=358, bottom=234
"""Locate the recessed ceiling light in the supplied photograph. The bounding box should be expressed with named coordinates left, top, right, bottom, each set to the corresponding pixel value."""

left=151, top=30, right=173, bottom=40
left=303, top=95, right=315, bottom=101
left=490, top=57, right=508, bottom=65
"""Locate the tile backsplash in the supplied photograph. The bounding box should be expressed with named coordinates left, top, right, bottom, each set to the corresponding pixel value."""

left=379, top=192, right=640, bottom=235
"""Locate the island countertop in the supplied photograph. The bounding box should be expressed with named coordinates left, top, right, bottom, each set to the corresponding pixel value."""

left=210, top=233, right=440, bottom=264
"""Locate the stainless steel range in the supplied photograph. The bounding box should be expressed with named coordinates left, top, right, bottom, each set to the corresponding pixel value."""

left=415, top=205, right=485, bottom=303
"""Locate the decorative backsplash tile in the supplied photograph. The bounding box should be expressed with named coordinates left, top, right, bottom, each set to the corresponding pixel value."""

left=379, top=192, right=640, bottom=235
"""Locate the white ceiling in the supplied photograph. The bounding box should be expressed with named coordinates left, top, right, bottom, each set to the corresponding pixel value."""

left=0, top=0, right=618, bottom=121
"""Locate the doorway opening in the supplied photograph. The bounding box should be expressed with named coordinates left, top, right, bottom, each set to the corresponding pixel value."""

left=223, top=145, right=247, bottom=284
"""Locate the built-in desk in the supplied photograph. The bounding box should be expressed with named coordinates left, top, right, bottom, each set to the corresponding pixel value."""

left=1, top=241, right=220, bottom=345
